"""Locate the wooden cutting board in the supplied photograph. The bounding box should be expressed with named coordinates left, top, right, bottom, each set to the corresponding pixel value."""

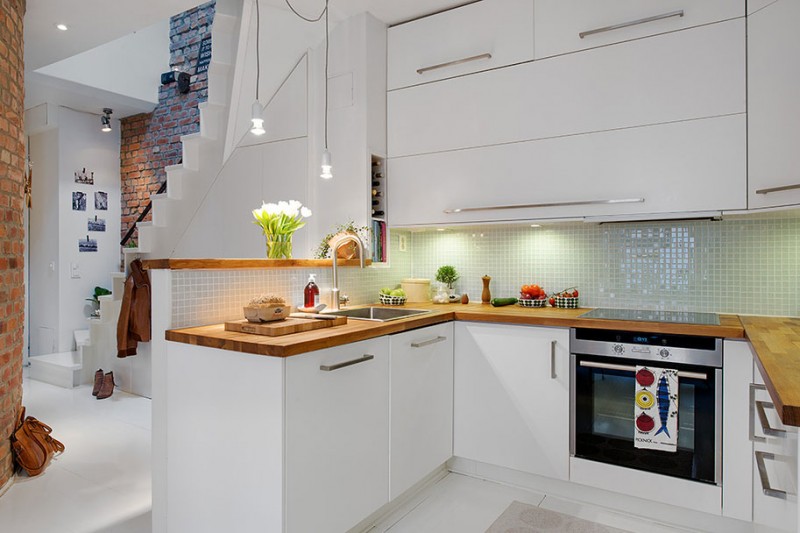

left=224, top=316, right=348, bottom=337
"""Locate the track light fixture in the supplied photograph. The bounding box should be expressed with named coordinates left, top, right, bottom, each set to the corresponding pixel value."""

left=101, top=108, right=113, bottom=132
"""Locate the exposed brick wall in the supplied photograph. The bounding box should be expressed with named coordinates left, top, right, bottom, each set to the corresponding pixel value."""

left=0, top=0, right=26, bottom=490
left=119, top=1, right=215, bottom=243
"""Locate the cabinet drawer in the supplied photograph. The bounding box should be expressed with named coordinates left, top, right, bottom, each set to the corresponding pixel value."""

left=388, top=19, right=744, bottom=158
left=387, top=0, right=534, bottom=91
left=388, top=114, right=745, bottom=226
left=534, top=0, right=743, bottom=59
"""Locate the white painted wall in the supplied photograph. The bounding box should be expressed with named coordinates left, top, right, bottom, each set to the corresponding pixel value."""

left=28, top=106, right=122, bottom=354
left=35, top=20, right=169, bottom=105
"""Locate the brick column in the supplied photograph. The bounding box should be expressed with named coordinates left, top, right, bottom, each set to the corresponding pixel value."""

left=0, top=0, right=26, bottom=490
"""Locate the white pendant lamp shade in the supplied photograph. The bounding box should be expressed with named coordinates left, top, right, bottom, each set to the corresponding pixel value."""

left=250, top=101, right=265, bottom=136
left=320, top=149, right=333, bottom=179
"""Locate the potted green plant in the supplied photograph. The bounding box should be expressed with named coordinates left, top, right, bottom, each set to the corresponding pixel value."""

left=435, top=265, right=460, bottom=298
left=314, top=220, right=371, bottom=260
left=86, top=286, right=112, bottom=317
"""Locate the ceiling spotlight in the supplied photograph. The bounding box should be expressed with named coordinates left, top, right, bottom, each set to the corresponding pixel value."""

left=100, top=108, right=112, bottom=132
left=56, top=23, right=68, bottom=31
left=530, top=224, right=541, bottom=228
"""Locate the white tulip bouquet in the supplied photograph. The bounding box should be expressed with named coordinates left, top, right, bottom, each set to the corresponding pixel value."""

left=252, top=200, right=312, bottom=259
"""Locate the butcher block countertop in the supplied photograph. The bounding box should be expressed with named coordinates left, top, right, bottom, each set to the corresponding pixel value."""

left=741, top=316, right=800, bottom=427
left=166, top=303, right=744, bottom=358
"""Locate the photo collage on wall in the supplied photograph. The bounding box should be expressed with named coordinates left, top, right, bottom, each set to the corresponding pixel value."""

left=73, top=167, right=108, bottom=252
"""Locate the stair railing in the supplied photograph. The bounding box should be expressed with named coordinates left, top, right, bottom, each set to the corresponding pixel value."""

left=120, top=180, right=168, bottom=247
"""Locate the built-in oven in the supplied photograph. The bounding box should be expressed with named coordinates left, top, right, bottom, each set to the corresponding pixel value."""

left=570, top=328, right=722, bottom=485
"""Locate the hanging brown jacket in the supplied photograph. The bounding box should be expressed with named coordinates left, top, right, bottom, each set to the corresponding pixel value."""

left=117, top=259, right=151, bottom=357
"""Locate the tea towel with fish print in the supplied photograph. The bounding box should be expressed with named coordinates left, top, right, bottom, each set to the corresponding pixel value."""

left=633, top=366, right=678, bottom=452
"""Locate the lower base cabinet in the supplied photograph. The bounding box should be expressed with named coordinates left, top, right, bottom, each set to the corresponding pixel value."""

left=390, top=323, right=454, bottom=499
left=454, top=322, right=570, bottom=480
left=285, top=337, right=390, bottom=533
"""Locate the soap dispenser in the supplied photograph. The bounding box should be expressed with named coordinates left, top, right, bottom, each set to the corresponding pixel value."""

left=304, top=274, right=320, bottom=308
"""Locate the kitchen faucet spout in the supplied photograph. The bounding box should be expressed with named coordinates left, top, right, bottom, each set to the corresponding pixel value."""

left=331, top=235, right=365, bottom=311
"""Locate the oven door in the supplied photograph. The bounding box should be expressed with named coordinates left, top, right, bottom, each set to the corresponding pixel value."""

left=571, top=353, right=721, bottom=485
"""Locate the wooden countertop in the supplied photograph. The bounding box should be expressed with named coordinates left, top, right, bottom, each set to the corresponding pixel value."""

left=166, top=302, right=744, bottom=358
left=741, top=316, right=800, bottom=427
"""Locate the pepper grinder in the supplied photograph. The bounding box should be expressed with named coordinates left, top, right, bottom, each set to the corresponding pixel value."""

left=481, top=275, right=492, bottom=304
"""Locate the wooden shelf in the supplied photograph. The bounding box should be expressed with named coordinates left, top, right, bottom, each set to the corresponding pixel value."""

left=142, top=258, right=373, bottom=270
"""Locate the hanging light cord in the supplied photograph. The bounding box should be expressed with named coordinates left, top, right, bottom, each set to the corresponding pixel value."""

left=255, top=0, right=260, bottom=101
left=284, top=0, right=326, bottom=22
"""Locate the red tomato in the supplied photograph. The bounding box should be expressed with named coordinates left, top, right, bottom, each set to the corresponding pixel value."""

left=572, top=289, right=579, bottom=297
left=549, top=297, right=556, bottom=306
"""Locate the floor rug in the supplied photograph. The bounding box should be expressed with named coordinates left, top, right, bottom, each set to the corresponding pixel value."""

left=486, top=500, right=630, bottom=533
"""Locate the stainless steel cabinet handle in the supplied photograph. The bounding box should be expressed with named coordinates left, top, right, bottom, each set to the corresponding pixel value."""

left=755, top=451, right=788, bottom=499
left=320, top=354, right=374, bottom=372
left=755, top=183, right=800, bottom=195
left=550, top=341, right=557, bottom=379
left=411, top=336, right=447, bottom=348
left=444, top=198, right=644, bottom=214
left=579, top=10, right=684, bottom=39
left=417, top=53, right=492, bottom=75
left=749, top=384, right=767, bottom=443
left=756, top=401, right=788, bottom=438
left=579, top=360, right=706, bottom=380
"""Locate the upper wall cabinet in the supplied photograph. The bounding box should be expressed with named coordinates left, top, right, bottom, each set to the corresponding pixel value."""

left=748, top=0, right=800, bottom=209
left=387, top=0, right=534, bottom=91
left=389, top=19, right=745, bottom=158
left=534, top=0, right=743, bottom=59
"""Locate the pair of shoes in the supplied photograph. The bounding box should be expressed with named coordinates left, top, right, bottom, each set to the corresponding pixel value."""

left=96, top=372, right=115, bottom=400
left=92, top=369, right=104, bottom=396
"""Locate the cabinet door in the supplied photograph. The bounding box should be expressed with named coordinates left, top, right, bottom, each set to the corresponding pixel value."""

left=387, top=0, right=534, bottom=90
left=748, top=0, right=800, bottom=209
left=390, top=323, right=454, bottom=499
left=454, top=322, right=570, bottom=480
left=722, top=340, right=754, bottom=522
left=389, top=115, right=746, bottom=226
left=285, top=337, right=389, bottom=533
left=534, top=0, right=743, bottom=59
left=388, top=19, right=744, bottom=158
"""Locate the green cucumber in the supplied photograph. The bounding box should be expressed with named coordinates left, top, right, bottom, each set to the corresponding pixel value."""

left=490, top=297, right=518, bottom=307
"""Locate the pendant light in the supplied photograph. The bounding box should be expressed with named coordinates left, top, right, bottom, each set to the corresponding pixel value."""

left=319, top=0, right=332, bottom=179
left=250, top=0, right=266, bottom=136
left=283, top=0, right=331, bottom=178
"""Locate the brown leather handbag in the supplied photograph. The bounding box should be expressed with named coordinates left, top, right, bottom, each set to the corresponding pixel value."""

left=11, top=407, right=65, bottom=477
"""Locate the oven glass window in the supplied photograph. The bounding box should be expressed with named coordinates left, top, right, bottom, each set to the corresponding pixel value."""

left=574, top=355, right=716, bottom=484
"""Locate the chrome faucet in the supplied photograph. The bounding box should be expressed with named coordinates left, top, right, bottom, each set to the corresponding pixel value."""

left=331, top=234, right=365, bottom=311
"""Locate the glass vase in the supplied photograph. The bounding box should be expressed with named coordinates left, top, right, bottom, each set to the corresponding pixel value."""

left=265, top=234, right=293, bottom=259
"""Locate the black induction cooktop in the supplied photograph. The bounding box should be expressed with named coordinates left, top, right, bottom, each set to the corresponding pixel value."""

left=579, top=308, right=720, bottom=326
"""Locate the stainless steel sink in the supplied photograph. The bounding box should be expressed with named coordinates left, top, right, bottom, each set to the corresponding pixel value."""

left=325, top=307, right=431, bottom=322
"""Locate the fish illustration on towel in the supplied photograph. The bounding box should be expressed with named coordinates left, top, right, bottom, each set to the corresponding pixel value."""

left=654, top=374, right=672, bottom=438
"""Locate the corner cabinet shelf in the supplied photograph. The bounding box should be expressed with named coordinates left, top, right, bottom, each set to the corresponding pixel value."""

left=141, top=258, right=373, bottom=270
left=370, top=155, right=389, bottom=264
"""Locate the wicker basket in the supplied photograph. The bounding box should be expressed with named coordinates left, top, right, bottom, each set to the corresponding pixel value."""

left=554, top=296, right=580, bottom=309
left=379, top=294, right=407, bottom=306
left=518, top=298, right=547, bottom=308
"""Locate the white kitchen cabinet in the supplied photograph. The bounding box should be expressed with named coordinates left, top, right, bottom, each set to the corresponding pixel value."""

left=389, top=323, right=454, bottom=499
left=389, top=114, right=746, bottom=226
left=387, top=0, right=534, bottom=91
left=388, top=19, right=744, bottom=159
left=285, top=337, right=390, bottom=533
left=454, top=322, right=570, bottom=480
left=748, top=0, right=800, bottom=209
left=722, top=340, right=754, bottom=521
left=534, top=0, right=743, bottom=59
left=751, top=358, right=798, bottom=532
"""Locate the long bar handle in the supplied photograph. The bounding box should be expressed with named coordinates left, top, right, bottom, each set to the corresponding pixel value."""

left=411, top=336, right=447, bottom=348
left=755, top=183, right=800, bottom=195
left=320, top=354, right=374, bottom=372
left=550, top=341, right=557, bottom=379
left=444, top=198, right=644, bottom=214
left=417, top=53, right=492, bottom=75
left=578, top=360, right=706, bottom=380
left=750, top=384, right=767, bottom=443
left=755, top=451, right=789, bottom=499
left=579, top=10, right=684, bottom=39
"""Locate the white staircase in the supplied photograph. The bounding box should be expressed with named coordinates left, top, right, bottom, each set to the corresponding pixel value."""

left=131, top=0, right=243, bottom=259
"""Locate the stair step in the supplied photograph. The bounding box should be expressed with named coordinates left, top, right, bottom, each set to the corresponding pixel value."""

left=207, top=61, right=233, bottom=106
left=210, top=13, right=239, bottom=65
left=164, top=165, right=197, bottom=200
left=29, top=352, right=82, bottom=389
left=199, top=102, right=227, bottom=140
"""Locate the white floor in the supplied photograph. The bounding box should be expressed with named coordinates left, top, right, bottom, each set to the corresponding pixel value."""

left=0, top=373, right=754, bottom=533
left=0, top=370, right=152, bottom=533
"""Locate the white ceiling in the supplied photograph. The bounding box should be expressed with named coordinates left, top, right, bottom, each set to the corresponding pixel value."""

left=23, top=0, right=472, bottom=119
